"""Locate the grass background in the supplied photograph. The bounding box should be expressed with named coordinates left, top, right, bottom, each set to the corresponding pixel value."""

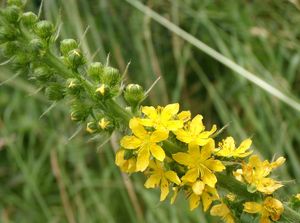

left=0, top=0, right=300, bottom=222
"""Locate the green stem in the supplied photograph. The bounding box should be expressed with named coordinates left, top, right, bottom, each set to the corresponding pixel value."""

left=282, top=204, right=300, bottom=222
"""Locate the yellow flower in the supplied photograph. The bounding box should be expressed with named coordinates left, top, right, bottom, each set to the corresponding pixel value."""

left=296, top=193, right=300, bottom=200
left=115, top=149, right=136, bottom=173
left=144, top=160, right=181, bottom=201
left=211, top=203, right=235, bottom=223
left=234, top=155, right=285, bottom=194
left=177, top=110, right=191, bottom=122
left=243, top=197, right=284, bottom=223
left=215, top=137, right=252, bottom=158
left=138, top=103, right=183, bottom=133
left=188, top=181, right=219, bottom=211
left=120, top=118, right=168, bottom=171
left=174, top=114, right=217, bottom=147
left=172, top=140, right=225, bottom=187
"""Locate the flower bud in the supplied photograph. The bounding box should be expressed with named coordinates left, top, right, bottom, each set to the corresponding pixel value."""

left=2, top=41, right=19, bottom=57
left=86, top=121, right=98, bottom=134
left=70, top=103, right=90, bottom=122
left=87, top=62, right=103, bottom=80
left=66, top=78, right=82, bottom=95
left=45, top=83, right=65, bottom=101
left=98, top=118, right=111, bottom=130
left=2, top=6, right=21, bottom=23
left=60, top=39, right=78, bottom=56
left=29, top=38, right=46, bottom=56
left=14, top=53, right=29, bottom=65
left=124, top=84, right=145, bottom=107
left=101, top=66, right=121, bottom=87
left=95, top=84, right=110, bottom=100
left=21, top=12, right=38, bottom=27
left=7, top=0, right=25, bottom=7
left=33, top=66, right=52, bottom=82
left=65, top=49, right=85, bottom=69
left=0, top=26, right=17, bottom=42
left=34, top=20, right=54, bottom=39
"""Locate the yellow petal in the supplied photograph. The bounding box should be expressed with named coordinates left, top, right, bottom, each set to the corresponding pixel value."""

left=172, top=152, right=191, bottom=166
left=136, top=147, right=150, bottom=172
left=129, top=118, right=147, bottom=138
left=204, top=159, right=225, bottom=172
left=120, top=136, right=142, bottom=149
left=141, top=106, right=157, bottom=119
left=197, top=124, right=217, bottom=140
left=237, top=138, right=252, bottom=152
left=138, top=118, right=153, bottom=127
left=115, top=150, right=125, bottom=167
left=182, top=168, right=199, bottom=183
left=201, top=167, right=217, bottom=188
left=150, top=130, right=168, bottom=142
left=199, top=142, right=212, bottom=160
left=187, top=143, right=200, bottom=155
left=165, top=171, right=181, bottom=185
left=160, top=177, right=169, bottom=201
left=243, top=202, right=262, bottom=214
left=166, top=120, right=183, bottom=131
left=192, top=180, right=205, bottom=195
left=144, top=174, right=161, bottom=188
left=150, top=144, right=165, bottom=161
left=177, top=111, right=191, bottom=122
left=202, top=187, right=219, bottom=211
left=271, top=157, right=286, bottom=169
left=161, top=103, right=179, bottom=121
left=190, top=115, right=204, bottom=135
left=210, top=203, right=230, bottom=217
left=174, top=129, right=192, bottom=144
left=189, top=193, right=200, bottom=210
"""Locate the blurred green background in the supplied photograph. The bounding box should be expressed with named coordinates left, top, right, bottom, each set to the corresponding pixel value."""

left=1, top=0, right=300, bottom=222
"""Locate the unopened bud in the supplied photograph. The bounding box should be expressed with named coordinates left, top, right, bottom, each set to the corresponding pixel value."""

left=87, top=62, right=103, bottom=80
left=70, top=103, right=90, bottom=122
left=3, top=6, right=21, bottom=23
left=66, top=49, right=85, bottom=69
left=60, top=39, right=78, bottom=56
left=45, top=83, right=65, bottom=101
left=21, top=12, right=38, bottom=27
left=33, top=66, right=52, bottom=82
left=2, top=41, right=19, bottom=57
left=7, top=0, right=25, bottom=7
left=86, top=121, right=98, bottom=134
left=29, top=38, right=45, bottom=56
left=34, top=20, right=54, bottom=39
left=95, top=84, right=110, bottom=100
left=124, top=84, right=145, bottom=107
left=66, top=78, right=81, bottom=95
left=101, top=66, right=121, bottom=87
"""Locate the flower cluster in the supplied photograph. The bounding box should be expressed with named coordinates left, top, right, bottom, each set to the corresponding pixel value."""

left=116, top=103, right=287, bottom=222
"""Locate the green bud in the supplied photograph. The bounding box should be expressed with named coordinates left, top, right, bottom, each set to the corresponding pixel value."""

left=95, top=84, right=110, bottom=100
left=2, top=41, right=19, bottom=57
left=45, top=83, right=65, bottom=101
left=34, top=20, right=54, bottom=39
left=2, top=6, right=21, bottom=23
left=66, top=78, right=82, bottom=95
left=70, top=103, right=90, bottom=122
left=0, top=26, right=18, bottom=42
left=124, top=84, right=145, bottom=107
left=87, top=62, right=103, bottom=80
left=32, top=66, right=52, bottom=82
left=29, top=38, right=46, bottom=56
left=60, top=39, right=78, bottom=56
left=247, top=184, right=257, bottom=193
left=66, top=49, right=85, bottom=69
left=14, top=53, right=30, bottom=65
left=86, top=121, right=98, bottom=134
left=21, top=12, right=38, bottom=27
left=101, top=66, right=121, bottom=87
left=7, top=0, right=25, bottom=7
